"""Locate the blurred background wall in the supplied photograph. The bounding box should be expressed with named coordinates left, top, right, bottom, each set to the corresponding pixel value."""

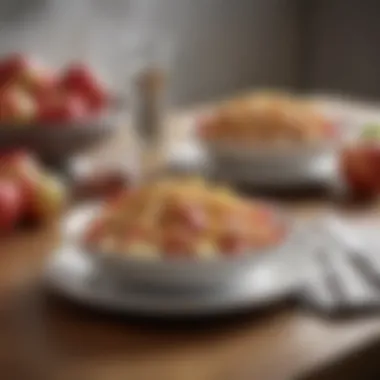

left=301, top=0, right=380, bottom=101
left=0, top=0, right=378, bottom=106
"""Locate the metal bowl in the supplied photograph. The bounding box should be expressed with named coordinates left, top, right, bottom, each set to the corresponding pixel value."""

left=61, top=203, right=305, bottom=291
left=0, top=117, right=116, bottom=165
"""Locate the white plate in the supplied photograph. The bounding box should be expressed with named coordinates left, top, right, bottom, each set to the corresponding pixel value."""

left=46, top=204, right=314, bottom=316
left=45, top=242, right=305, bottom=317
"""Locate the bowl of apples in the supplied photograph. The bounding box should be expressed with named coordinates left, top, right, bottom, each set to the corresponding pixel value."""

left=0, top=54, right=117, bottom=166
left=61, top=177, right=304, bottom=290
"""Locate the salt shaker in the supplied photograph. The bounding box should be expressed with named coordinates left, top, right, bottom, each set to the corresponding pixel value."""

left=132, top=61, right=167, bottom=182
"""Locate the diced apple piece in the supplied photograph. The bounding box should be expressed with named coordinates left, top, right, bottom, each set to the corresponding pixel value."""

left=161, top=199, right=207, bottom=234
left=218, top=231, right=248, bottom=255
left=124, top=241, right=160, bottom=260
left=194, top=239, right=218, bottom=260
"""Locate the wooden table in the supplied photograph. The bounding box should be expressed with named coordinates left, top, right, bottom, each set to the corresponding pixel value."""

left=2, top=102, right=380, bottom=380
left=0, top=201, right=379, bottom=380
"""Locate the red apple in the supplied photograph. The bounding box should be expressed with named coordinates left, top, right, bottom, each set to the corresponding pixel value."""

left=17, top=177, right=38, bottom=223
left=0, top=150, right=41, bottom=182
left=59, top=63, right=108, bottom=113
left=0, top=53, right=28, bottom=89
left=37, top=93, right=88, bottom=123
left=24, top=67, right=57, bottom=103
left=0, top=87, right=36, bottom=123
left=0, top=179, right=23, bottom=233
left=0, top=151, right=67, bottom=224
left=27, top=174, right=67, bottom=223
left=0, top=54, right=56, bottom=101
left=340, top=143, right=380, bottom=196
left=0, top=151, right=45, bottom=222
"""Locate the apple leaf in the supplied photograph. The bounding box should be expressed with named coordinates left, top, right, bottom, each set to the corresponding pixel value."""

left=361, top=123, right=380, bottom=140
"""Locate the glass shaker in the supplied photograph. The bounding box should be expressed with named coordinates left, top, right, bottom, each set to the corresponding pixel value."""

left=131, top=49, right=169, bottom=182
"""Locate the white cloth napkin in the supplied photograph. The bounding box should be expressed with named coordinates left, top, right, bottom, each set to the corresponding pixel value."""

left=301, top=214, right=380, bottom=314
